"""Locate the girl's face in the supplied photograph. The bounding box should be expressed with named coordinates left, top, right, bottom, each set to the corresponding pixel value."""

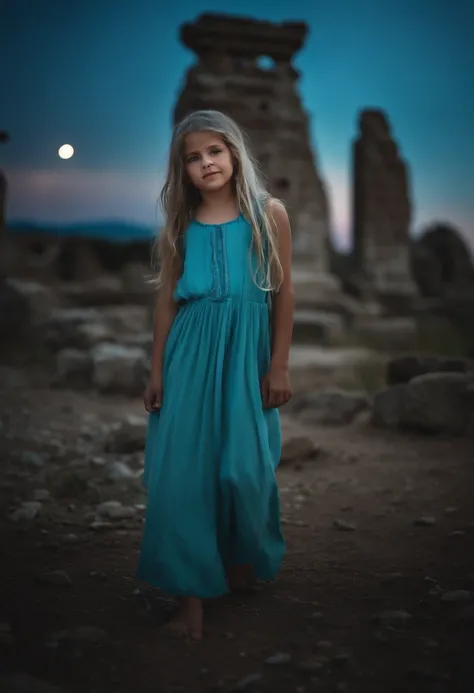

left=183, top=131, right=234, bottom=193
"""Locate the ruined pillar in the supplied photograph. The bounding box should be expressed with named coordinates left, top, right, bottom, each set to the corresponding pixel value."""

left=351, top=110, right=417, bottom=298
left=174, top=13, right=331, bottom=274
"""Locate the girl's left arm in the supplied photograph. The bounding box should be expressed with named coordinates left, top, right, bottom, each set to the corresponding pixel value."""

left=262, top=199, right=295, bottom=408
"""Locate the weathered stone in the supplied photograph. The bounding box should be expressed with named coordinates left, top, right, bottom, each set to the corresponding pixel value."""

left=292, top=309, right=345, bottom=344
left=96, top=500, right=137, bottom=520
left=412, top=223, right=474, bottom=298
left=372, top=371, right=473, bottom=435
left=5, top=279, right=59, bottom=320
left=289, top=388, right=370, bottom=425
left=91, top=342, right=149, bottom=395
left=175, top=13, right=331, bottom=272
left=280, top=437, right=320, bottom=465
left=354, top=316, right=418, bottom=351
left=105, top=460, right=136, bottom=481
left=386, top=354, right=474, bottom=386
left=40, top=307, right=104, bottom=350
left=100, top=304, right=150, bottom=334
left=9, top=501, right=42, bottom=521
left=104, top=415, right=147, bottom=453
left=55, top=348, right=92, bottom=388
left=352, top=109, right=417, bottom=300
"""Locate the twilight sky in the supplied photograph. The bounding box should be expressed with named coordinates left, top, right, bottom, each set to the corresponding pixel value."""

left=2, top=0, right=473, bottom=250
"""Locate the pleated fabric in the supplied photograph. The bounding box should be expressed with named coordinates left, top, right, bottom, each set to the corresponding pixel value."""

left=137, top=215, right=285, bottom=598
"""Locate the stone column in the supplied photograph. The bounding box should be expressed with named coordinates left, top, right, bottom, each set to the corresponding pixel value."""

left=351, top=110, right=417, bottom=299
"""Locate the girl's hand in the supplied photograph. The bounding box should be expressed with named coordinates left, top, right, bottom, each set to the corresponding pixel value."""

left=144, top=379, right=163, bottom=413
left=261, top=366, right=292, bottom=409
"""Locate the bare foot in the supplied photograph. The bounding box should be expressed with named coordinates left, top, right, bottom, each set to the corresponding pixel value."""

left=226, top=563, right=256, bottom=592
left=165, top=597, right=203, bottom=641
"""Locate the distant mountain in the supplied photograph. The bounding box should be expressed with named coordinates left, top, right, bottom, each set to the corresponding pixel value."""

left=7, top=219, right=158, bottom=244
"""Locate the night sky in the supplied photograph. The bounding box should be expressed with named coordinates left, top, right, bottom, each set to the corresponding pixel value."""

left=2, top=0, right=473, bottom=250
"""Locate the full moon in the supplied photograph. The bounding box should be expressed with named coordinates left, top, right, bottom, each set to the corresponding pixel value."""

left=58, top=144, right=74, bottom=160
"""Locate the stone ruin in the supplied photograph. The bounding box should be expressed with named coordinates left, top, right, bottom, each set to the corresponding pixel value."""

left=175, top=13, right=331, bottom=277
left=351, top=110, right=418, bottom=301
left=412, top=222, right=474, bottom=298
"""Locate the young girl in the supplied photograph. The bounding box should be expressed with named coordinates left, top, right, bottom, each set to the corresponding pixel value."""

left=138, top=109, right=294, bottom=640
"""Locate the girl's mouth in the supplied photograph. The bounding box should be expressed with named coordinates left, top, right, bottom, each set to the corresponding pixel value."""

left=203, top=171, right=219, bottom=179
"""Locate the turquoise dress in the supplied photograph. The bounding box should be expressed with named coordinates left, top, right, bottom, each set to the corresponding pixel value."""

left=137, top=214, right=285, bottom=598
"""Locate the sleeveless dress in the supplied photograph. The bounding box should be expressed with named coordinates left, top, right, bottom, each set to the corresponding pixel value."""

left=137, top=214, right=285, bottom=598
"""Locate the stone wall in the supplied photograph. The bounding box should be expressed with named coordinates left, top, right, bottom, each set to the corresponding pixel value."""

left=174, top=13, right=331, bottom=273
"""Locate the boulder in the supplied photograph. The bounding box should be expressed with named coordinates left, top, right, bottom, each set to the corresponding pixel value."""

left=373, top=371, right=474, bottom=435
left=288, top=388, right=370, bottom=425
left=386, top=354, right=474, bottom=385
left=91, top=342, right=149, bottom=396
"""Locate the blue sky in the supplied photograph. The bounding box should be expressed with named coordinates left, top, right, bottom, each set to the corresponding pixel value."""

left=2, top=0, right=473, bottom=250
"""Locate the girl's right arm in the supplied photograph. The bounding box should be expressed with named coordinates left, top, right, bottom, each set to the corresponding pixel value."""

left=144, top=282, right=178, bottom=412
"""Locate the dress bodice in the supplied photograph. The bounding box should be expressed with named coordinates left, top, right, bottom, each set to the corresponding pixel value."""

left=174, top=215, right=268, bottom=305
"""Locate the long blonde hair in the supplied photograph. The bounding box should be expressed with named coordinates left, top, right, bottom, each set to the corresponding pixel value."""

left=153, top=109, right=284, bottom=292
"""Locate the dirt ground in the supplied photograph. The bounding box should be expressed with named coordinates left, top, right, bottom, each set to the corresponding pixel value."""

left=1, top=367, right=473, bottom=693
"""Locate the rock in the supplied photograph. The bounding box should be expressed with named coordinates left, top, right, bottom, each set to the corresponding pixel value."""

left=100, top=305, right=150, bottom=334
left=386, top=354, right=474, bottom=386
left=75, top=321, right=113, bottom=346
left=333, top=519, right=356, bottom=532
left=105, top=460, right=135, bottom=481
left=5, top=279, right=59, bottom=320
left=0, top=672, right=63, bottom=693
left=289, top=388, right=370, bottom=425
left=33, top=489, right=50, bottom=501
left=104, top=415, right=147, bottom=453
left=372, top=609, right=412, bottom=628
left=414, top=516, right=436, bottom=526
left=280, top=437, right=320, bottom=465
left=91, top=342, right=149, bottom=396
left=20, top=451, right=45, bottom=468
left=9, top=501, right=42, bottom=521
left=265, top=652, right=291, bottom=664
left=441, top=590, right=472, bottom=603
left=36, top=570, right=72, bottom=586
left=54, top=348, right=92, bottom=388
left=352, top=109, right=417, bottom=299
left=96, top=500, right=136, bottom=520
left=372, top=372, right=473, bottom=435
left=317, top=640, right=332, bottom=650
left=39, top=307, right=104, bottom=350
left=233, top=673, right=264, bottom=690
left=298, top=655, right=329, bottom=673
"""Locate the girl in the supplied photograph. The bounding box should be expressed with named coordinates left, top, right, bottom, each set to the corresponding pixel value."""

left=138, top=110, right=294, bottom=640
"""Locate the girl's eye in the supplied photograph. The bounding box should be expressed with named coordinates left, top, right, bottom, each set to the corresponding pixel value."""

left=187, top=155, right=199, bottom=163
left=211, top=149, right=221, bottom=155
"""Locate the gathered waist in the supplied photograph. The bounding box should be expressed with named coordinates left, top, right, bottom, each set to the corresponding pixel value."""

left=178, top=296, right=269, bottom=311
